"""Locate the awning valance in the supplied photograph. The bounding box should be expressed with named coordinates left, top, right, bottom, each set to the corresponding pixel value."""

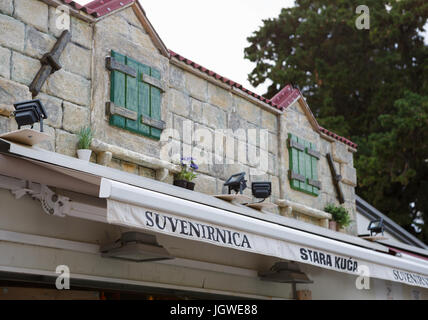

left=100, top=179, right=428, bottom=289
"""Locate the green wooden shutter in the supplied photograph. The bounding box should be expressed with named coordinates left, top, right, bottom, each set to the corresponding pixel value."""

left=150, top=67, right=162, bottom=140
left=125, top=56, right=139, bottom=133
left=109, top=51, right=126, bottom=129
left=109, top=51, right=163, bottom=140
left=288, top=133, right=320, bottom=196
left=138, top=63, right=151, bottom=137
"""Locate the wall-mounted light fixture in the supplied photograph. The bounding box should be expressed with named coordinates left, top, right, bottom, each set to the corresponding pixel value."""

left=258, top=262, right=313, bottom=284
left=251, top=182, right=271, bottom=202
left=100, top=232, right=173, bottom=262
left=13, top=99, right=48, bottom=132
left=368, top=218, right=384, bottom=237
left=224, top=172, right=247, bottom=194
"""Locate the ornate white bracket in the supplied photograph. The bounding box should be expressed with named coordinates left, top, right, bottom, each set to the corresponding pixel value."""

left=7, top=178, right=70, bottom=217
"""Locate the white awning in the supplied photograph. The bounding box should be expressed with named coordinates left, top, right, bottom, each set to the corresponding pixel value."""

left=1, top=138, right=427, bottom=289
left=100, top=178, right=428, bottom=289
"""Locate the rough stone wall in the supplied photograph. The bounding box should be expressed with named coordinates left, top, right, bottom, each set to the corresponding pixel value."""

left=0, top=0, right=92, bottom=153
left=282, top=100, right=357, bottom=232
left=0, top=1, right=358, bottom=232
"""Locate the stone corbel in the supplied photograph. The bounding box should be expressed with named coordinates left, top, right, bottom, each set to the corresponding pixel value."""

left=155, top=168, right=169, bottom=181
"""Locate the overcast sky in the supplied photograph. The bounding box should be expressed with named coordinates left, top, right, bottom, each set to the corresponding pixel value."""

left=138, top=0, right=294, bottom=95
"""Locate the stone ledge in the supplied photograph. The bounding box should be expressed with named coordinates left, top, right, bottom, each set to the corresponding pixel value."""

left=276, top=198, right=332, bottom=228
left=90, top=138, right=180, bottom=175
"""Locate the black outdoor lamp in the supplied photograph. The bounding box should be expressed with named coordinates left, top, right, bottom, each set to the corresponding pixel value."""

left=13, top=99, right=48, bottom=132
left=251, top=182, right=271, bottom=202
left=368, top=218, right=384, bottom=236
left=224, top=172, right=247, bottom=194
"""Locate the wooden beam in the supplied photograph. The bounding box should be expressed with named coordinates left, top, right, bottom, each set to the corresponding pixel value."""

left=326, top=152, right=345, bottom=204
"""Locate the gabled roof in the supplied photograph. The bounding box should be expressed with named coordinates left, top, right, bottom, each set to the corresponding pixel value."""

left=62, top=1, right=357, bottom=149
left=271, top=85, right=358, bottom=149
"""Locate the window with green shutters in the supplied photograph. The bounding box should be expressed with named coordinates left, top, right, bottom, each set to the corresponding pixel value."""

left=108, top=50, right=164, bottom=140
left=288, top=133, right=321, bottom=196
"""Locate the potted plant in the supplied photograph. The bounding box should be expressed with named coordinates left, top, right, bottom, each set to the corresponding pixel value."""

left=174, top=157, right=198, bottom=190
left=76, top=126, right=93, bottom=161
left=324, top=203, right=351, bottom=231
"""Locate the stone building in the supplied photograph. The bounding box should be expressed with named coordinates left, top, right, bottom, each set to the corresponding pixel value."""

left=0, top=0, right=426, bottom=300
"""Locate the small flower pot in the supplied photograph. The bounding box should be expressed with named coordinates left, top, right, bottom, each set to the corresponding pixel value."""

left=186, top=181, right=195, bottom=191
left=77, top=149, right=92, bottom=161
left=329, top=221, right=338, bottom=231
left=173, top=179, right=188, bottom=189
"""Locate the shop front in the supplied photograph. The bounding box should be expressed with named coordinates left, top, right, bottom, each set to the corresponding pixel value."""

left=0, top=138, right=427, bottom=300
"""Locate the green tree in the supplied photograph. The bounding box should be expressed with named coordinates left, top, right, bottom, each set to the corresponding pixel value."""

left=245, top=0, right=428, bottom=242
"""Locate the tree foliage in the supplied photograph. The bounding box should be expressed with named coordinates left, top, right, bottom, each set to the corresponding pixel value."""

left=245, top=0, right=428, bottom=242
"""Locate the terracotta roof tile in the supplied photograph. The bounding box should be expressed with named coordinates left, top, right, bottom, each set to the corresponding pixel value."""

left=63, top=0, right=135, bottom=18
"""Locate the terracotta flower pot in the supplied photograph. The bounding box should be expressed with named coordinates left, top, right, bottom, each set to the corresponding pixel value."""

left=329, top=221, right=338, bottom=231
left=186, top=181, right=195, bottom=191
left=173, top=180, right=188, bottom=189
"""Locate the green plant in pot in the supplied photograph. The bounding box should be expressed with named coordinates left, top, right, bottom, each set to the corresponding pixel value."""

left=76, top=126, right=93, bottom=162
left=174, top=157, right=198, bottom=190
left=324, top=203, right=351, bottom=231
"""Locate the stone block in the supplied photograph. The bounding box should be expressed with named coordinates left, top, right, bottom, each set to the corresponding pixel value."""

left=194, top=123, right=214, bottom=152
left=0, top=14, right=25, bottom=51
left=14, top=0, right=48, bottom=32
left=207, top=82, right=232, bottom=109
left=332, top=141, right=352, bottom=164
left=236, top=97, right=260, bottom=125
left=25, top=27, right=55, bottom=59
left=169, top=65, right=185, bottom=90
left=60, top=42, right=91, bottom=79
left=122, top=161, right=138, bottom=175
left=139, top=166, right=156, bottom=179
left=170, top=89, right=190, bottom=117
left=32, top=123, right=55, bottom=151
left=194, top=173, right=217, bottom=195
left=11, top=52, right=40, bottom=85
left=129, top=24, right=157, bottom=53
left=55, top=129, right=78, bottom=157
left=46, top=70, right=91, bottom=106
left=261, top=110, right=278, bottom=132
left=0, top=115, right=17, bottom=134
left=0, top=0, right=13, bottom=15
left=0, top=77, right=31, bottom=104
left=37, top=93, right=63, bottom=128
left=71, top=16, right=92, bottom=49
left=202, top=103, right=226, bottom=130
left=268, top=132, right=278, bottom=155
left=341, top=163, right=357, bottom=186
left=0, top=46, right=11, bottom=79
left=108, top=158, right=122, bottom=171
left=48, top=6, right=70, bottom=37
left=185, top=72, right=207, bottom=102
left=63, top=101, right=90, bottom=133
left=0, top=104, right=14, bottom=117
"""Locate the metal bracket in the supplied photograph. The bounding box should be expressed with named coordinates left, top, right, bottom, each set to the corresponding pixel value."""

left=307, top=178, right=321, bottom=189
